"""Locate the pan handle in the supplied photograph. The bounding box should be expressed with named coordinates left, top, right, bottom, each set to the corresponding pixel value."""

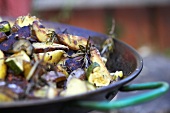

left=76, top=82, right=169, bottom=110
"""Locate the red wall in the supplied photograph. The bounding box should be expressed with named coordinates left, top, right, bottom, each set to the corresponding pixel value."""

left=0, top=0, right=31, bottom=17
left=1, top=1, right=170, bottom=51
left=37, top=6, right=170, bottom=51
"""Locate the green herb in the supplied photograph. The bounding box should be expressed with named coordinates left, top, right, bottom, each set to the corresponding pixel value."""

left=101, top=19, right=115, bottom=58
left=86, top=62, right=100, bottom=78
left=78, top=37, right=92, bottom=68
left=0, top=21, right=11, bottom=33
left=46, top=30, right=58, bottom=44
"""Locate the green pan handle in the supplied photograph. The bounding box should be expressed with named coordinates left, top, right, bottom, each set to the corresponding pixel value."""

left=76, top=82, right=169, bottom=110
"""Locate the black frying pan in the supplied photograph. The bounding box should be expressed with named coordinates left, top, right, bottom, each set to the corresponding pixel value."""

left=0, top=20, right=169, bottom=113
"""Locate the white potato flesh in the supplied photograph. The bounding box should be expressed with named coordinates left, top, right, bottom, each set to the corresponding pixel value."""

left=32, top=42, right=68, bottom=53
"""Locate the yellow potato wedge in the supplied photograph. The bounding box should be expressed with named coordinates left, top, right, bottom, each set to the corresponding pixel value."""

left=14, top=14, right=39, bottom=27
left=88, top=47, right=111, bottom=86
left=57, top=34, right=88, bottom=50
left=0, top=64, right=7, bottom=80
left=0, top=50, right=7, bottom=80
left=33, top=86, right=58, bottom=99
left=38, top=50, right=65, bottom=64
left=32, top=21, right=49, bottom=42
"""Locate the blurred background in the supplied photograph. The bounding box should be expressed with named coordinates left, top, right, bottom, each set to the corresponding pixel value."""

left=1, top=0, right=170, bottom=113
left=1, top=0, right=170, bottom=53
left=0, top=0, right=170, bottom=53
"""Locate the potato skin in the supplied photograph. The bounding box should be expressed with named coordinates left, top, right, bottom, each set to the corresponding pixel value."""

left=57, top=34, right=88, bottom=50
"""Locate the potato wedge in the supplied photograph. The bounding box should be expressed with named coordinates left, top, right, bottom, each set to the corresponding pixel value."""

left=38, top=50, right=65, bottom=64
left=14, top=14, right=39, bottom=27
left=33, top=86, right=58, bottom=99
left=0, top=50, right=5, bottom=63
left=32, top=42, right=68, bottom=53
left=88, top=47, right=111, bottom=86
left=0, top=50, right=7, bottom=80
left=0, top=64, right=7, bottom=80
left=57, top=34, right=89, bottom=50
left=32, top=21, right=49, bottom=42
left=60, top=78, right=88, bottom=96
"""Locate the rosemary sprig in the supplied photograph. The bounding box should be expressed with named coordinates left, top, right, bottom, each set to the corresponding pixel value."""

left=46, top=30, right=58, bottom=44
left=78, top=37, right=92, bottom=68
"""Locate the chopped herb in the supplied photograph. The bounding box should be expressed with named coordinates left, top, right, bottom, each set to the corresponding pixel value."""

left=86, top=62, right=100, bottom=78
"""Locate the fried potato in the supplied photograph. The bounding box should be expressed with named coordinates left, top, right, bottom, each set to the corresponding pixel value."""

left=0, top=50, right=7, bottom=80
left=57, top=34, right=88, bottom=50
left=14, top=14, right=39, bottom=27
left=88, top=47, right=111, bottom=86
left=37, top=50, right=65, bottom=64
left=32, top=21, right=49, bottom=42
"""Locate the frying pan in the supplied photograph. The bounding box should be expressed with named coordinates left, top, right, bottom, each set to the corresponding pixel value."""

left=0, top=20, right=169, bottom=113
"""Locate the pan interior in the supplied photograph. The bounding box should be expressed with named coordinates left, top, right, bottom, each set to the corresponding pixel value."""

left=0, top=21, right=143, bottom=108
